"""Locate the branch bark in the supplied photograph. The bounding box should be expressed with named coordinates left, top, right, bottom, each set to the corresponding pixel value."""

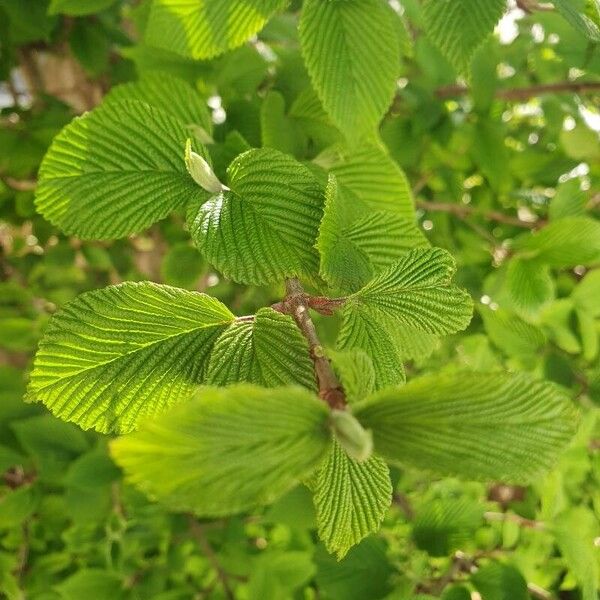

left=417, top=199, right=540, bottom=229
left=188, top=517, right=235, bottom=600
left=435, top=81, right=600, bottom=101
left=284, top=278, right=346, bottom=409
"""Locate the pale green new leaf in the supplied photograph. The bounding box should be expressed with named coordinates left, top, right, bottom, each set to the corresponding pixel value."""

left=299, top=0, right=399, bottom=139
left=188, top=148, right=323, bottom=284
left=314, top=442, right=391, bottom=559
left=104, top=73, right=213, bottom=139
left=553, top=0, right=600, bottom=41
left=111, top=385, right=331, bottom=517
left=347, top=248, right=474, bottom=336
left=355, top=372, right=578, bottom=483
left=206, top=308, right=315, bottom=389
left=422, top=0, right=507, bottom=73
left=512, top=217, right=600, bottom=267
left=36, top=100, right=207, bottom=239
left=27, top=282, right=234, bottom=433
left=145, top=0, right=287, bottom=59
left=316, top=142, right=415, bottom=219
left=317, top=176, right=428, bottom=293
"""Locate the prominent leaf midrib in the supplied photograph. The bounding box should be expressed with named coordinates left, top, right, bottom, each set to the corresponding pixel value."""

left=33, top=317, right=234, bottom=393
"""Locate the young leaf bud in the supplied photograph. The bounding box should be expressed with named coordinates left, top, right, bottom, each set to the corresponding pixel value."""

left=184, top=139, right=223, bottom=193
left=330, top=409, right=373, bottom=463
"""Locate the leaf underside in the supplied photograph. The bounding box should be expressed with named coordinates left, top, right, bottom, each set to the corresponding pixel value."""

left=356, top=371, right=578, bottom=483
left=111, top=385, right=331, bottom=517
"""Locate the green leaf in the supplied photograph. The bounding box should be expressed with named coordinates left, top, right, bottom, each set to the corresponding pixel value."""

left=314, top=537, right=394, bottom=600
left=329, top=350, right=376, bottom=405
left=355, top=372, right=578, bottom=483
left=206, top=308, right=316, bottom=389
left=160, top=243, right=205, bottom=288
left=552, top=0, right=600, bottom=41
left=337, top=248, right=469, bottom=388
left=11, top=415, right=89, bottom=480
left=412, top=497, right=484, bottom=557
left=572, top=270, right=600, bottom=318
left=479, top=305, right=546, bottom=358
left=111, top=385, right=331, bottom=517
left=422, top=0, right=507, bottom=74
left=317, top=175, right=428, bottom=293
left=512, top=217, right=600, bottom=268
left=188, top=148, right=323, bottom=285
left=314, top=442, right=391, bottom=559
left=552, top=507, right=600, bottom=600
left=48, top=0, right=116, bottom=16
left=337, top=309, right=406, bottom=389
left=540, top=299, right=581, bottom=355
left=471, top=562, right=529, bottom=600
left=56, top=569, right=125, bottom=600
left=104, top=73, right=213, bottom=139
left=36, top=100, right=207, bottom=239
left=345, top=248, right=473, bottom=336
left=299, top=0, right=399, bottom=139
left=549, top=178, right=588, bottom=221
left=261, top=90, right=301, bottom=156
left=28, top=282, right=234, bottom=433
left=316, top=142, right=415, bottom=219
left=145, top=0, right=287, bottom=59
left=503, top=258, right=555, bottom=318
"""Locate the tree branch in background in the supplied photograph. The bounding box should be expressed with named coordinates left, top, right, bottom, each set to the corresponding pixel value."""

left=436, top=81, right=600, bottom=101
left=516, top=0, right=554, bottom=12
left=0, top=174, right=37, bottom=192
left=188, top=517, right=235, bottom=600
left=282, top=278, right=347, bottom=409
left=417, top=199, right=539, bottom=229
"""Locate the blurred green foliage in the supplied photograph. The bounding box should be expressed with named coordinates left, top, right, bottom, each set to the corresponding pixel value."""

left=0, top=0, right=599, bottom=598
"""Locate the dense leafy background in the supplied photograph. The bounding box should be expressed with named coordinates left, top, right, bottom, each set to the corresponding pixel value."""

left=1, top=0, right=599, bottom=598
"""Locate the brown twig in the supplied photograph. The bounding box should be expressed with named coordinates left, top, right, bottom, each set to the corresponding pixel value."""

left=435, top=81, right=600, bottom=101
left=283, top=279, right=346, bottom=409
left=188, top=517, right=235, bottom=600
left=393, top=492, right=415, bottom=520
left=484, top=511, right=545, bottom=530
left=516, top=0, right=554, bottom=12
left=0, top=174, right=37, bottom=192
left=417, top=199, right=539, bottom=229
